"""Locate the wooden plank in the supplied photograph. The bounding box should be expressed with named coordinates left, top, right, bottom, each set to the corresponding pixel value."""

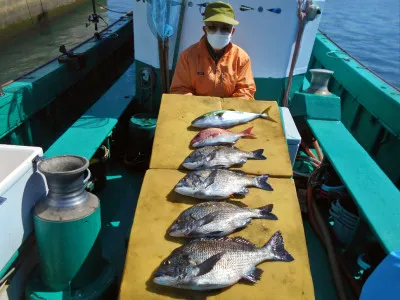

left=307, top=119, right=400, bottom=253
left=45, top=63, right=136, bottom=158
left=119, top=169, right=314, bottom=300
left=150, top=95, right=293, bottom=177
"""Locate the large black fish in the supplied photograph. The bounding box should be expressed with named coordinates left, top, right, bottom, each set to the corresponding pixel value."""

left=168, top=201, right=277, bottom=237
left=175, top=169, right=273, bottom=200
left=182, top=146, right=266, bottom=170
left=153, top=231, right=294, bottom=290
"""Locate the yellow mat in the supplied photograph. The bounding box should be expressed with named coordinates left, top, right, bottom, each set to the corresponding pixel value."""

left=119, top=169, right=314, bottom=300
left=150, top=95, right=293, bottom=177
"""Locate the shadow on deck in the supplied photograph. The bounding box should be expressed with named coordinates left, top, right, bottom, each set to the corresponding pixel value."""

left=97, top=162, right=144, bottom=290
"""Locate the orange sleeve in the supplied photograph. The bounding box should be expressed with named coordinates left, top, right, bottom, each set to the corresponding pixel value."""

left=231, top=58, right=256, bottom=100
left=170, top=51, right=194, bottom=95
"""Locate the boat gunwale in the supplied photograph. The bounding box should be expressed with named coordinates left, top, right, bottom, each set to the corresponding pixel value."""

left=318, top=30, right=400, bottom=93
left=313, top=30, right=400, bottom=138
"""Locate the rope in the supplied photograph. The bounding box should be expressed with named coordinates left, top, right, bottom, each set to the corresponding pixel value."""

left=312, top=199, right=349, bottom=300
left=282, top=0, right=312, bottom=107
left=173, top=1, right=186, bottom=73
left=95, top=2, right=128, bottom=14
left=98, top=14, right=109, bottom=27
left=0, top=267, right=15, bottom=286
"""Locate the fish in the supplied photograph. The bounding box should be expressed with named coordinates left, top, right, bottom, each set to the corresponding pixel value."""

left=182, top=146, right=266, bottom=170
left=168, top=201, right=277, bottom=237
left=190, top=127, right=255, bottom=148
left=153, top=231, right=294, bottom=290
left=191, top=107, right=275, bottom=128
left=174, top=169, right=273, bottom=200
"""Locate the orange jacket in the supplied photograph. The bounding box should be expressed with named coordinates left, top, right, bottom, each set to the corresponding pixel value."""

left=170, top=36, right=256, bottom=99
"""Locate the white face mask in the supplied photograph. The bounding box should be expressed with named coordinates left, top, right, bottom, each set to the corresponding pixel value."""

left=207, top=30, right=232, bottom=50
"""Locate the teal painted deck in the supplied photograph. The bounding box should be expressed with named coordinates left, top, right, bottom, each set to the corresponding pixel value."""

left=99, top=164, right=144, bottom=290
left=307, top=119, right=400, bottom=253
left=304, top=220, right=338, bottom=300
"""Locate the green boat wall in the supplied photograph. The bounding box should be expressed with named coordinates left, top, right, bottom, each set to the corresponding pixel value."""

left=0, top=15, right=134, bottom=150
left=308, top=32, right=400, bottom=187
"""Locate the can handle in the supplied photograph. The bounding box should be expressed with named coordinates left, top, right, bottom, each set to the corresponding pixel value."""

left=32, top=155, right=45, bottom=172
left=83, top=168, right=91, bottom=188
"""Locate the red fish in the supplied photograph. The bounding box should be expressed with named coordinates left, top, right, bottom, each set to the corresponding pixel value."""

left=190, top=127, right=255, bottom=148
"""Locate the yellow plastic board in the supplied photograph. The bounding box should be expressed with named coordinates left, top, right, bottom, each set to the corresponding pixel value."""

left=119, top=169, right=314, bottom=300
left=150, top=95, right=293, bottom=178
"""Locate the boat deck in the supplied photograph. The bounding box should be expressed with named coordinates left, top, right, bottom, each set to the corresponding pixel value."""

left=95, top=162, right=338, bottom=299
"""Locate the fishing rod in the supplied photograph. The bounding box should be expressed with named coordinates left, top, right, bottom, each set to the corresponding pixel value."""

left=89, top=0, right=99, bottom=31
left=86, top=0, right=110, bottom=39
left=91, top=0, right=97, bottom=15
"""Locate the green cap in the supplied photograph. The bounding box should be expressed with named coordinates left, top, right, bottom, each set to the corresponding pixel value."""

left=203, top=1, right=239, bottom=26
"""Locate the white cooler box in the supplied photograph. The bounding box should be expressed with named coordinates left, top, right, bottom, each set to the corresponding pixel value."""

left=281, top=107, right=301, bottom=166
left=0, top=145, right=46, bottom=272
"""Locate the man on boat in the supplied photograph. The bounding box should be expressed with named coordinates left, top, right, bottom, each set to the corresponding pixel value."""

left=170, top=1, right=256, bottom=100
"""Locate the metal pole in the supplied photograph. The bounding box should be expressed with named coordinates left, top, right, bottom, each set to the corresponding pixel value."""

left=282, top=0, right=311, bottom=107
left=91, top=0, right=98, bottom=31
